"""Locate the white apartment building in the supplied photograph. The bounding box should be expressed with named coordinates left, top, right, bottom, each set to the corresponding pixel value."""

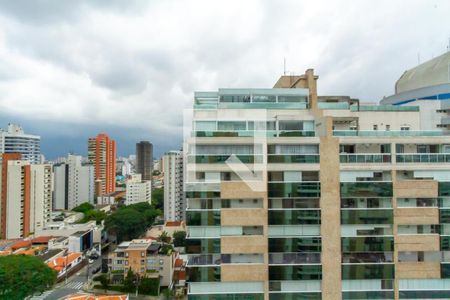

left=163, top=150, right=184, bottom=221
left=125, top=174, right=152, bottom=205
left=53, top=154, right=94, bottom=210
left=0, top=154, right=51, bottom=239
left=0, top=123, right=41, bottom=164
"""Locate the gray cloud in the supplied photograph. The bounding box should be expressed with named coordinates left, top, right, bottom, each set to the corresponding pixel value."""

left=0, top=0, right=449, bottom=158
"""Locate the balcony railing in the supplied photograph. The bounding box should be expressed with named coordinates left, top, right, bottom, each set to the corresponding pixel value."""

left=333, top=130, right=443, bottom=137
left=269, top=252, right=321, bottom=264
left=268, top=154, right=319, bottom=163
left=193, top=130, right=315, bottom=137
left=396, top=153, right=450, bottom=163
left=340, top=154, right=391, bottom=163
left=188, top=154, right=263, bottom=164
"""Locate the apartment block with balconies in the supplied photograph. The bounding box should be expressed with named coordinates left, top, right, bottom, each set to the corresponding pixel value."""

left=185, top=69, right=450, bottom=300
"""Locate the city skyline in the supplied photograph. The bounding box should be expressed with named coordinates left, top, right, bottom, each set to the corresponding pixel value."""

left=0, top=1, right=449, bottom=159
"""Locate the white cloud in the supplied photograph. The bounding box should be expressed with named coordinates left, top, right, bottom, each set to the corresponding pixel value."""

left=0, top=0, right=449, bottom=153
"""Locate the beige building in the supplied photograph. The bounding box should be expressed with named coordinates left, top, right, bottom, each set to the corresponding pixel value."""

left=1, top=153, right=52, bottom=239
left=185, top=70, right=450, bottom=299
left=107, top=239, right=177, bottom=287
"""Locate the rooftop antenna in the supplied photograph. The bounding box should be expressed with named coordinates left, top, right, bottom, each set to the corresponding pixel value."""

left=417, top=52, right=421, bottom=65
left=283, top=57, right=287, bottom=75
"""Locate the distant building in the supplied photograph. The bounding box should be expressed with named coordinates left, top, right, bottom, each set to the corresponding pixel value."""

left=381, top=51, right=450, bottom=132
left=136, top=141, right=153, bottom=181
left=97, top=191, right=126, bottom=205
left=88, top=133, right=116, bottom=196
left=53, top=154, right=95, bottom=210
left=0, top=123, right=41, bottom=164
left=163, top=150, right=184, bottom=221
left=107, top=239, right=176, bottom=287
left=0, top=153, right=52, bottom=239
left=68, top=230, right=94, bottom=253
left=125, top=174, right=152, bottom=205
left=116, top=157, right=132, bottom=176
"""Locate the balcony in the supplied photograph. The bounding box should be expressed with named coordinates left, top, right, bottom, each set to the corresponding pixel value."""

left=340, top=154, right=391, bottom=163
left=396, top=153, right=450, bottom=163
left=193, top=130, right=315, bottom=138
left=268, top=154, right=319, bottom=163
left=269, top=252, right=321, bottom=264
left=333, top=130, right=443, bottom=137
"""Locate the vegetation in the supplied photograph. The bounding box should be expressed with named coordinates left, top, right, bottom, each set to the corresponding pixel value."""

left=123, top=269, right=136, bottom=293
left=105, top=202, right=161, bottom=242
left=173, top=231, right=187, bottom=247
left=158, top=231, right=171, bottom=243
left=0, top=255, right=57, bottom=299
left=96, top=274, right=110, bottom=292
left=138, top=277, right=160, bottom=296
left=72, top=202, right=106, bottom=224
left=151, top=187, right=164, bottom=211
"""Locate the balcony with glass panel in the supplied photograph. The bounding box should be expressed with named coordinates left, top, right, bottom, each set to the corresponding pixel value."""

left=269, top=252, right=321, bottom=265
left=333, top=130, right=443, bottom=137
left=339, top=143, right=392, bottom=163
left=396, top=143, right=450, bottom=163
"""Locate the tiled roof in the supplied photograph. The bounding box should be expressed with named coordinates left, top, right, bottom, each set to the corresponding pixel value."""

left=62, top=294, right=128, bottom=300
left=47, top=252, right=82, bottom=271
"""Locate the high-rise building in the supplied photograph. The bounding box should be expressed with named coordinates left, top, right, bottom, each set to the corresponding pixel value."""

left=381, top=51, right=450, bottom=132
left=88, top=133, right=116, bottom=196
left=0, top=123, right=41, bottom=164
left=163, top=150, right=184, bottom=221
left=53, top=154, right=95, bottom=210
left=185, top=69, right=450, bottom=299
left=0, top=153, right=52, bottom=239
left=136, top=141, right=153, bottom=181
left=125, top=174, right=152, bottom=205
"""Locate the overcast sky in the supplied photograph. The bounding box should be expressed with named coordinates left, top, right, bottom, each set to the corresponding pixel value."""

left=0, top=0, right=449, bottom=159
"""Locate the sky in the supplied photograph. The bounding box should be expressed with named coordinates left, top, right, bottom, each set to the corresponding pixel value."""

left=0, top=0, right=449, bottom=159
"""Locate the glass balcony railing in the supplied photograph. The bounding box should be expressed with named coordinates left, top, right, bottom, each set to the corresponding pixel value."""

left=318, top=102, right=350, bottom=110
left=333, top=130, right=443, bottom=137
left=340, top=154, right=391, bottom=163
left=268, top=154, right=319, bottom=163
left=188, top=154, right=263, bottom=164
left=269, top=252, right=321, bottom=264
left=193, top=130, right=315, bottom=137
left=396, top=153, right=450, bottom=163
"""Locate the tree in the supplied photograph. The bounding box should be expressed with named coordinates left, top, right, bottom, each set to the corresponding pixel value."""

left=172, top=231, right=186, bottom=247
left=97, top=274, right=110, bottom=292
left=139, top=277, right=160, bottom=296
left=105, top=208, right=146, bottom=242
left=158, top=231, right=171, bottom=244
left=151, top=188, right=164, bottom=211
left=123, top=269, right=136, bottom=293
left=0, top=255, right=57, bottom=299
left=72, top=202, right=94, bottom=213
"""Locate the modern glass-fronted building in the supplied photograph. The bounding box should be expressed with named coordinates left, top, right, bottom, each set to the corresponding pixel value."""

left=0, top=123, right=41, bottom=164
left=185, top=69, right=450, bottom=299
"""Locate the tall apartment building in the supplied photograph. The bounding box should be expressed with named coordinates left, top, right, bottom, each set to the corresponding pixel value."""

left=0, top=123, right=41, bottom=164
left=185, top=69, right=450, bottom=300
left=53, top=154, right=95, bottom=210
left=0, top=153, right=52, bottom=239
left=136, top=141, right=153, bottom=181
left=88, top=133, right=116, bottom=196
left=163, top=150, right=184, bottom=221
left=381, top=51, right=450, bottom=132
left=125, top=174, right=152, bottom=205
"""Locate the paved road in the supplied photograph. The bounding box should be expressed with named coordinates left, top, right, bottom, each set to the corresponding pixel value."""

left=29, top=258, right=102, bottom=300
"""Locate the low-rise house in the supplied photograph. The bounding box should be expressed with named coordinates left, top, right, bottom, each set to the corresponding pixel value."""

left=47, top=252, right=83, bottom=278
left=107, top=239, right=177, bottom=287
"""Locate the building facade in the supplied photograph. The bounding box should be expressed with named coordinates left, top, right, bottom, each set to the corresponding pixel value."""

left=1, top=153, right=52, bottom=239
left=0, top=123, right=41, bottom=164
left=107, top=239, right=176, bottom=287
left=88, top=133, right=116, bottom=196
left=53, top=154, right=95, bottom=210
left=125, top=174, right=152, bottom=205
left=136, top=141, right=153, bottom=181
left=185, top=70, right=450, bottom=299
left=163, top=150, right=185, bottom=221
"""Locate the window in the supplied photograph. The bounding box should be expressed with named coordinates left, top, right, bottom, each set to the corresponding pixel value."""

left=373, top=125, right=378, bottom=130
left=401, top=126, right=410, bottom=131
left=385, top=125, right=390, bottom=131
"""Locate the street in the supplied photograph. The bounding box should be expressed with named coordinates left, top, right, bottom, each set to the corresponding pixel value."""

left=29, top=258, right=102, bottom=300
